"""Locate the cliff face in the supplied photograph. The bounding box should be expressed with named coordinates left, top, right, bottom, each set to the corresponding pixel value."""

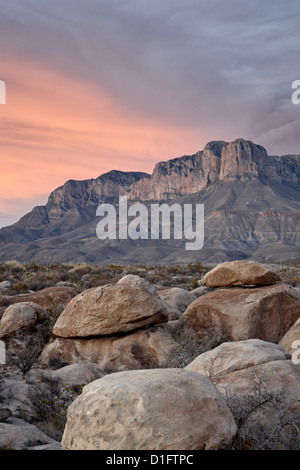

left=219, top=139, right=268, bottom=181
left=44, top=171, right=151, bottom=221
left=23, top=139, right=300, bottom=213
left=0, top=138, right=299, bottom=264
left=128, top=138, right=300, bottom=200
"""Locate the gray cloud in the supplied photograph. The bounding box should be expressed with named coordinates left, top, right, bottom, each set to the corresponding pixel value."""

left=0, top=0, right=299, bottom=155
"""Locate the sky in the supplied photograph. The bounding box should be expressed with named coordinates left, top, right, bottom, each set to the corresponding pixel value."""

left=0, top=0, right=299, bottom=227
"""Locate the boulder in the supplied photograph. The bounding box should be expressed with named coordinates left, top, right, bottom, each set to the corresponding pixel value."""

left=213, top=360, right=300, bottom=450
left=190, top=286, right=212, bottom=297
left=0, top=379, right=30, bottom=417
left=50, top=362, right=106, bottom=387
left=0, top=302, right=55, bottom=354
left=0, top=302, right=55, bottom=351
left=157, top=287, right=196, bottom=313
left=41, top=326, right=178, bottom=372
left=0, top=407, right=12, bottom=422
left=0, top=302, right=49, bottom=338
left=185, top=339, right=291, bottom=380
left=6, top=286, right=77, bottom=311
left=0, top=281, right=11, bottom=292
left=201, top=260, right=280, bottom=288
left=53, top=275, right=169, bottom=338
left=279, top=317, right=300, bottom=356
left=61, top=368, right=237, bottom=450
left=180, top=284, right=300, bottom=344
left=0, top=307, right=6, bottom=320
left=0, top=417, right=60, bottom=450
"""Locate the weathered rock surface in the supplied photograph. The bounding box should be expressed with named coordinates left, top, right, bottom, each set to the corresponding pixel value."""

left=0, top=302, right=49, bottom=338
left=0, top=302, right=55, bottom=351
left=0, top=407, right=12, bottom=422
left=201, top=260, right=280, bottom=287
left=185, top=339, right=291, bottom=379
left=42, top=326, right=177, bottom=372
left=219, top=139, right=268, bottom=181
left=190, top=286, right=212, bottom=297
left=0, top=302, right=55, bottom=354
left=0, top=281, right=11, bottom=291
left=157, top=287, right=196, bottom=313
left=6, top=286, right=78, bottom=310
left=279, top=317, right=300, bottom=355
left=53, top=275, right=169, bottom=338
left=213, top=360, right=300, bottom=450
left=61, top=368, right=237, bottom=450
left=148, top=140, right=225, bottom=200
left=50, top=362, right=106, bottom=387
left=180, top=284, right=300, bottom=344
left=0, top=417, right=60, bottom=450
left=0, top=378, right=30, bottom=417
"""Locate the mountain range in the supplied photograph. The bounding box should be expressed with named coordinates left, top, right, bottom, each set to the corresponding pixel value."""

left=0, top=138, right=299, bottom=265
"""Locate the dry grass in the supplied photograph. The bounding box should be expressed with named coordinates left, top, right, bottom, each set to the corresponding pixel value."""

left=0, top=261, right=209, bottom=294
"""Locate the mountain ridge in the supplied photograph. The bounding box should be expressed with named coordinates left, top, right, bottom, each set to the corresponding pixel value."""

left=0, top=138, right=299, bottom=264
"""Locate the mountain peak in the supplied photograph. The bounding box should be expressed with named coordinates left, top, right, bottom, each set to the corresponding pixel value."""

left=0, top=138, right=299, bottom=264
left=219, top=139, right=268, bottom=181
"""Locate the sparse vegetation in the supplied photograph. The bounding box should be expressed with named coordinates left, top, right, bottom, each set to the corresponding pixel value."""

left=24, top=372, right=84, bottom=441
left=0, top=261, right=209, bottom=294
left=162, top=322, right=225, bottom=368
left=222, top=368, right=300, bottom=450
left=6, top=343, right=40, bottom=376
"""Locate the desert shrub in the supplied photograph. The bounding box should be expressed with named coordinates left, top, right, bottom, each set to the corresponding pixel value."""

left=2, top=260, right=24, bottom=273
left=278, top=265, right=300, bottom=287
left=222, top=368, right=300, bottom=450
left=47, top=355, right=69, bottom=370
left=107, top=264, right=124, bottom=272
left=25, top=278, right=48, bottom=292
left=189, top=278, right=199, bottom=289
left=6, top=342, right=40, bottom=376
left=145, top=274, right=161, bottom=284
left=69, top=263, right=92, bottom=278
left=24, top=262, right=43, bottom=273
left=59, top=271, right=71, bottom=282
left=11, top=282, right=30, bottom=294
left=161, top=322, right=224, bottom=368
left=0, top=261, right=211, bottom=292
left=25, top=372, right=84, bottom=440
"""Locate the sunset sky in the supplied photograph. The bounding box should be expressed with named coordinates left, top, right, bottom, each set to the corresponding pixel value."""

left=1, top=0, right=299, bottom=227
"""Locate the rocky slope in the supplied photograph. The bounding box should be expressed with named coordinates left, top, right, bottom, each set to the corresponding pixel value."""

left=0, top=139, right=299, bottom=264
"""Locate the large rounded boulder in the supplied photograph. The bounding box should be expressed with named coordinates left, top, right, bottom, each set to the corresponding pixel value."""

left=0, top=301, right=55, bottom=351
left=279, top=317, right=300, bottom=356
left=180, top=284, right=300, bottom=344
left=41, top=326, right=178, bottom=372
left=185, top=339, right=291, bottom=379
left=53, top=275, right=169, bottom=338
left=201, top=260, right=280, bottom=288
left=61, top=369, right=237, bottom=450
left=157, top=287, right=196, bottom=313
